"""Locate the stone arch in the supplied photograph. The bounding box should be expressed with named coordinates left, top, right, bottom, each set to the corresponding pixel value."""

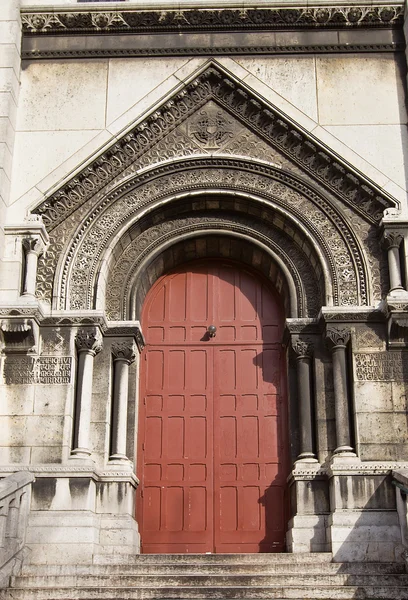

left=44, top=157, right=372, bottom=317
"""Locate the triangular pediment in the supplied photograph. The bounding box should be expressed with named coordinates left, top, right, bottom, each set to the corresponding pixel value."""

left=34, top=62, right=397, bottom=230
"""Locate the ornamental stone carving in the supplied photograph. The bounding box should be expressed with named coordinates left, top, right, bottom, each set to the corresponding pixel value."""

left=21, top=5, right=403, bottom=35
left=292, top=339, right=314, bottom=358
left=326, top=327, right=351, bottom=348
left=31, top=64, right=387, bottom=316
left=75, top=329, right=103, bottom=355
left=111, top=341, right=137, bottom=364
left=382, top=231, right=404, bottom=250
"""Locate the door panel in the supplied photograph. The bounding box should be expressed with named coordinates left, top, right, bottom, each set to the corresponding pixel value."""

left=138, top=261, right=287, bottom=553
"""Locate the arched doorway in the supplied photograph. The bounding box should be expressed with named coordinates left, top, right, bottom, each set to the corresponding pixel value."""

left=137, top=260, right=289, bottom=553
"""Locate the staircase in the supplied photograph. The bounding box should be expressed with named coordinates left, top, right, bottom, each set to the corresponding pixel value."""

left=1, top=553, right=408, bottom=600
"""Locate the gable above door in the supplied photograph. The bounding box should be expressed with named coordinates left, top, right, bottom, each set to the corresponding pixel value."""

left=33, top=60, right=398, bottom=233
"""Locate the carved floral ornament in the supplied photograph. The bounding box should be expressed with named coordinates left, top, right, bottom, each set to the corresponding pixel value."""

left=56, top=163, right=370, bottom=314
left=21, top=6, right=403, bottom=35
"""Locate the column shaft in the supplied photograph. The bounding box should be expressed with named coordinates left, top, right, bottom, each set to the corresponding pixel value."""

left=332, top=345, right=353, bottom=453
left=110, top=358, right=130, bottom=460
left=72, top=350, right=94, bottom=457
left=296, top=356, right=315, bottom=459
left=388, top=245, right=403, bottom=291
left=22, top=251, right=38, bottom=296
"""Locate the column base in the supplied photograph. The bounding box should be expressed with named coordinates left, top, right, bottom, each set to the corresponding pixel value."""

left=296, top=452, right=319, bottom=463
left=108, top=454, right=132, bottom=465
left=333, top=445, right=356, bottom=456
left=69, top=448, right=93, bottom=462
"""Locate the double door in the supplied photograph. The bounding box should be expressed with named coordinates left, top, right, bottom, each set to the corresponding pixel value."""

left=137, top=262, right=288, bottom=553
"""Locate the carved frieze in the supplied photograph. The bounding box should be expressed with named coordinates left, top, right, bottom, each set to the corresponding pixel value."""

left=21, top=6, right=404, bottom=35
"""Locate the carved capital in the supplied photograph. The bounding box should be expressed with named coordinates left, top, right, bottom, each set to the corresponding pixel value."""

left=0, top=319, right=39, bottom=354
left=22, top=236, right=47, bottom=257
left=75, top=329, right=103, bottom=355
left=382, top=230, right=404, bottom=250
left=326, top=327, right=351, bottom=348
left=291, top=338, right=314, bottom=358
left=112, top=341, right=137, bottom=364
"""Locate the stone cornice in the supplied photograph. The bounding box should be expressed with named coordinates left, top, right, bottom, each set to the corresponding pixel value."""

left=21, top=4, right=404, bottom=35
left=21, top=3, right=404, bottom=58
left=32, top=64, right=397, bottom=232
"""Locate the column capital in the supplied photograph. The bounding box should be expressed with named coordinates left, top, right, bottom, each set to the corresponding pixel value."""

left=75, top=328, right=103, bottom=355
left=22, top=235, right=47, bottom=257
left=382, top=230, right=404, bottom=250
left=291, top=338, right=314, bottom=359
left=326, top=326, right=351, bottom=349
left=112, top=340, right=137, bottom=364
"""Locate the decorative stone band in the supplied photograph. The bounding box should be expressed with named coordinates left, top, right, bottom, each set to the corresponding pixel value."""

left=21, top=5, right=404, bottom=35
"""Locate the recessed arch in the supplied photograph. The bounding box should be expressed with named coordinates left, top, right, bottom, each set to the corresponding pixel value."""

left=40, top=157, right=373, bottom=318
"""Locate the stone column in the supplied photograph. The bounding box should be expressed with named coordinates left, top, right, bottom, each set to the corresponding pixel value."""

left=71, top=329, right=103, bottom=459
left=110, top=340, right=137, bottom=462
left=22, top=237, right=46, bottom=297
left=382, top=231, right=404, bottom=292
left=326, top=327, right=355, bottom=456
left=292, top=339, right=317, bottom=462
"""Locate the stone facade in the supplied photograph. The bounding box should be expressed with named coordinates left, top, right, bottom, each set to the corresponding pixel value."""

left=0, top=0, right=408, bottom=569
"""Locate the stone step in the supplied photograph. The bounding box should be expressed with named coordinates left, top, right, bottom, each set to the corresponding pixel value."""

left=19, top=562, right=407, bottom=577
left=11, top=573, right=408, bottom=588
left=92, top=553, right=334, bottom=565
left=2, top=585, right=408, bottom=600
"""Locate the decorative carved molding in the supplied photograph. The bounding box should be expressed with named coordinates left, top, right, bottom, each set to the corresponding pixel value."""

left=21, top=6, right=404, bottom=35
left=0, top=319, right=39, bottom=354
left=75, top=328, right=103, bottom=355
left=22, top=236, right=47, bottom=257
left=32, top=65, right=396, bottom=234
left=382, top=230, right=404, bottom=249
left=291, top=339, right=314, bottom=358
left=111, top=341, right=137, bottom=364
left=104, top=214, right=322, bottom=320
left=50, top=160, right=364, bottom=314
left=326, top=326, right=351, bottom=347
left=21, top=43, right=404, bottom=61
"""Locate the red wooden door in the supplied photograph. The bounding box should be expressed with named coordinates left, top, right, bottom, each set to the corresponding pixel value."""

left=137, top=261, right=288, bottom=554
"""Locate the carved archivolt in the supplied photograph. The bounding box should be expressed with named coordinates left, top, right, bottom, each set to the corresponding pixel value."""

left=103, top=215, right=324, bottom=320
left=35, top=158, right=373, bottom=315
